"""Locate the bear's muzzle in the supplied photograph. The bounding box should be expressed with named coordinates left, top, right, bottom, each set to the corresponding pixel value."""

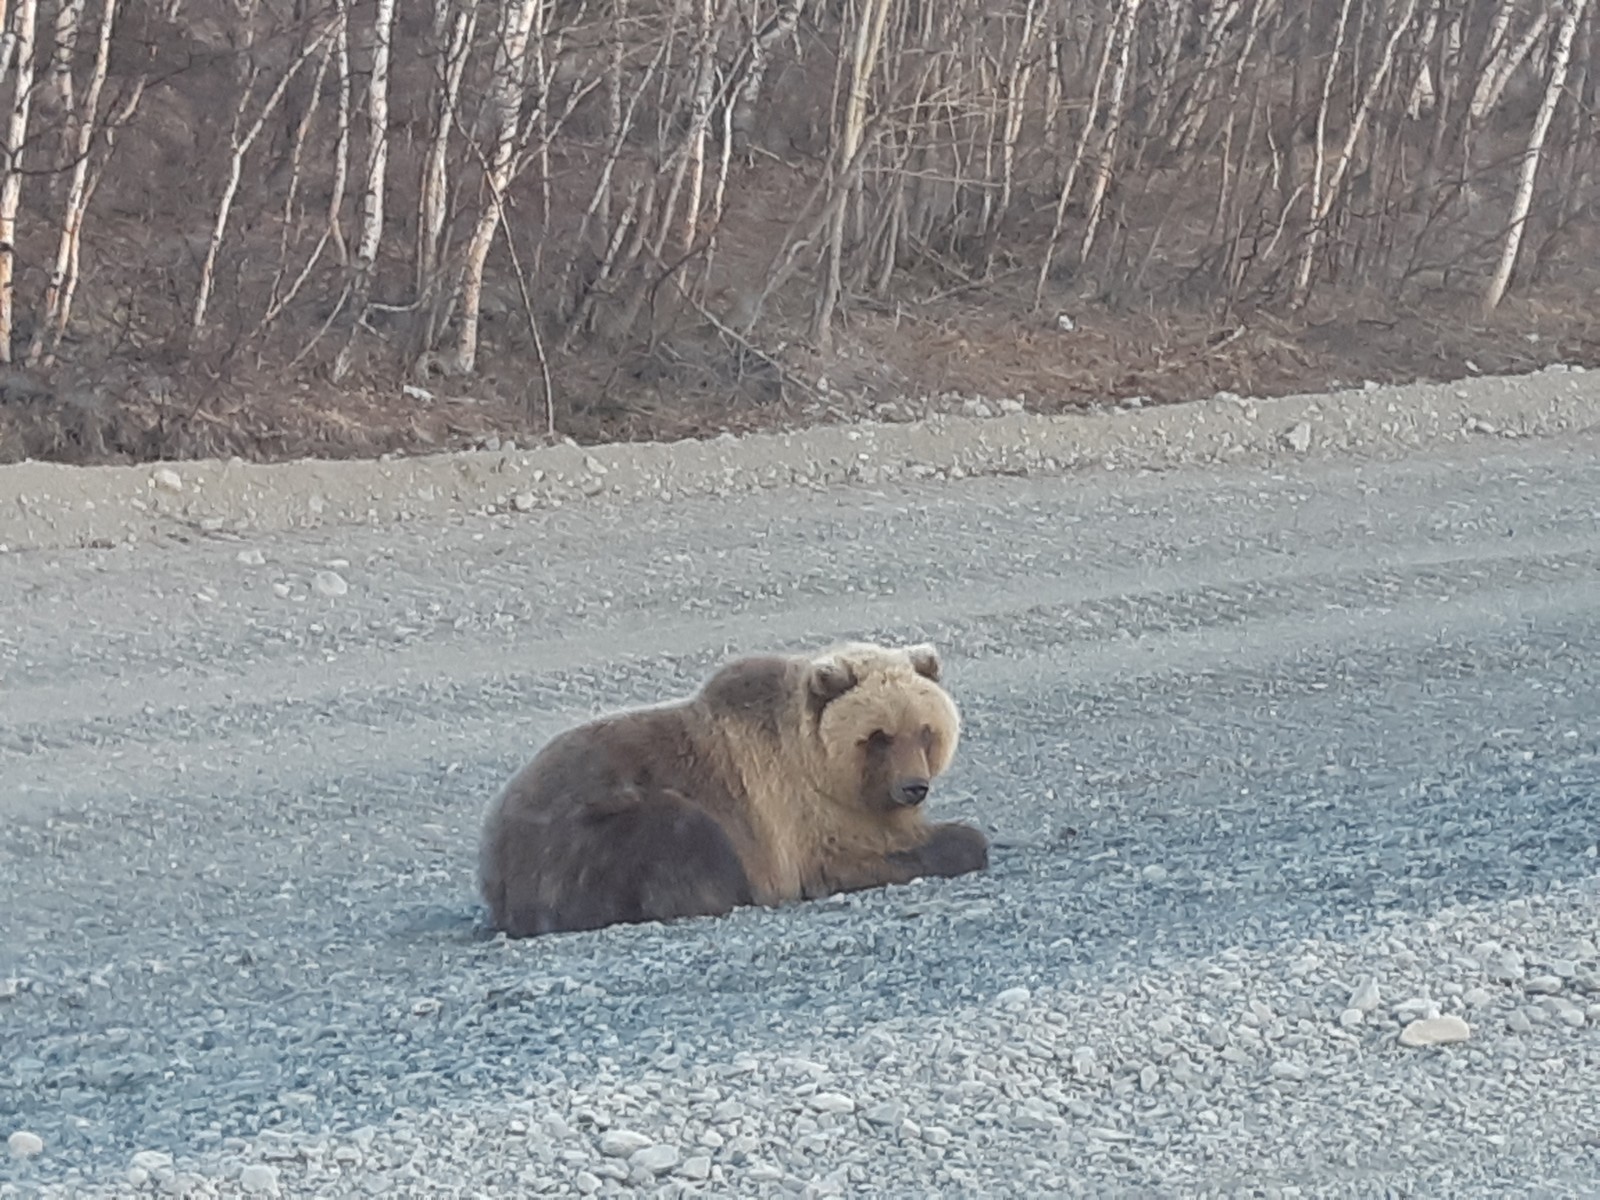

left=893, top=778, right=930, bottom=806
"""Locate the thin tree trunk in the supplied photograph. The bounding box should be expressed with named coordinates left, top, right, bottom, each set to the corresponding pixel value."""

left=1079, top=0, right=1143, bottom=265
left=191, top=27, right=333, bottom=337
left=452, top=0, right=538, bottom=375
left=1483, top=0, right=1588, bottom=314
left=28, top=0, right=119, bottom=366
left=811, top=0, right=893, bottom=351
left=416, top=0, right=476, bottom=299
left=330, top=0, right=395, bottom=382
left=0, top=0, right=39, bottom=362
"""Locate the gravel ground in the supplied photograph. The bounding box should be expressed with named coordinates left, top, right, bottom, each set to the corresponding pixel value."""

left=2, top=419, right=1599, bottom=1197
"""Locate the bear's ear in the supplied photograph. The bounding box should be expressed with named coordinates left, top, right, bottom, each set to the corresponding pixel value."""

left=807, top=656, right=858, bottom=707
left=906, top=643, right=942, bottom=682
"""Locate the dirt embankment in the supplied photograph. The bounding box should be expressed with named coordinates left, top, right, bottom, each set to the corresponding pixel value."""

left=2, top=365, right=1597, bottom=555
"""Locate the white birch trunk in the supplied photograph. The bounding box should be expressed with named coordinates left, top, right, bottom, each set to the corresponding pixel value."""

left=811, top=0, right=893, bottom=350
left=1078, top=0, right=1142, bottom=264
left=29, top=0, right=119, bottom=365
left=191, top=28, right=333, bottom=336
left=452, top=0, right=538, bottom=375
left=1471, top=9, right=1551, bottom=122
left=354, top=0, right=395, bottom=289
left=416, top=0, right=476, bottom=298
left=1483, top=0, right=1589, bottom=313
left=0, top=0, right=39, bottom=362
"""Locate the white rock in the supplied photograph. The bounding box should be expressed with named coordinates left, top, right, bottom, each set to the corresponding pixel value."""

left=994, top=986, right=1031, bottom=1008
left=1398, top=1015, right=1471, bottom=1047
left=997, top=398, right=1025, bottom=415
left=1487, top=951, right=1525, bottom=982
left=599, top=1129, right=653, bottom=1157
left=1283, top=422, right=1313, bottom=453
left=236, top=548, right=266, bottom=566
left=678, top=1155, right=711, bottom=1181
left=1140, top=864, right=1169, bottom=884
left=152, top=468, right=183, bottom=493
left=312, top=570, right=348, bottom=597
left=628, top=1144, right=679, bottom=1174
left=240, top=1163, right=280, bottom=1195
left=132, top=1150, right=174, bottom=1172
left=809, top=1091, right=856, bottom=1115
left=1525, top=975, right=1563, bottom=994
left=1507, top=1008, right=1535, bottom=1034
left=574, top=1172, right=601, bottom=1195
left=1394, top=997, right=1437, bottom=1022
left=7, top=1131, right=43, bottom=1159
left=1337, top=1008, right=1365, bottom=1029
left=1347, top=978, right=1381, bottom=1013
left=512, top=492, right=536, bottom=513
left=864, top=1101, right=907, bottom=1127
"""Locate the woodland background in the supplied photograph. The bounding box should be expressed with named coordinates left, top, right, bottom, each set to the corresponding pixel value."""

left=0, top=0, right=1596, bottom=462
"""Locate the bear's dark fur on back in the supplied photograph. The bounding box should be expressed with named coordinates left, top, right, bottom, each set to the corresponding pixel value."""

left=477, top=643, right=987, bottom=937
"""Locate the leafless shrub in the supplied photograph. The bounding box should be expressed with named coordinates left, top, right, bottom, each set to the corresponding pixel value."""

left=0, top=0, right=1594, bottom=446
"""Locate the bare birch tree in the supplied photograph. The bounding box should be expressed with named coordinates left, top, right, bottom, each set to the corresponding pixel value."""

left=329, top=0, right=395, bottom=382
left=0, top=0, right=39, bottom=362
left=27, top=0, right=119, bottom=365
left=191, top=22, right=337, bottom=337
left=811, top=0, right=892, bottom=350
left=1483, top=0, right=1589, bottom=313
left=451, top=0, right=539, bottom=375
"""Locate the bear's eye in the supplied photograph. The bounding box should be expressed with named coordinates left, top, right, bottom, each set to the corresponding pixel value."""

left=863, top=729, right=892, bottom=751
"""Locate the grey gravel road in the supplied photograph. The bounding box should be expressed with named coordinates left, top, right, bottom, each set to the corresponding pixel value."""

left=2, top=431, right=1599, bottom=1198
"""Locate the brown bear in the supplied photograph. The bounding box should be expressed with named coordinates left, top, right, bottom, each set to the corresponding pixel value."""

left=477, top=639, right=988, bottom=937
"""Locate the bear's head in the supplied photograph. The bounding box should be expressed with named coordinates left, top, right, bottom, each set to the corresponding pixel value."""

left=804, top=641, right=961, bottom=815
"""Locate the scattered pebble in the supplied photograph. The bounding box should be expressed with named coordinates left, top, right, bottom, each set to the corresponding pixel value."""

left=598, top=1130, right=653, bottom=1157
left=865, top=1101, right=907, bottom=1127
left=1398, top=1015, right=1471, bottom=1047
left=629, top=1144, right=679, bottom=1175
left=1347, top=978, right=1381, bottom=1013
left=7, top=1131, right=43, bottom=1159
left=994, top=986, right=1031, bottom=1008
left=151, top=468, right=183, bottom=493
left=312, top=570, right=349, bottom=597
left=808, top=1092, right=856, bottom=1115
left=236, top=548, right=266, bottom=566
left=1283, top=422, right=1313, bottom=453
left=239, top=1163, right=280, bottom=1195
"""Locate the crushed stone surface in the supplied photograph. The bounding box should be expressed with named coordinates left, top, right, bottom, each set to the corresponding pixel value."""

left=1, top=413, right=1598, bottom=1196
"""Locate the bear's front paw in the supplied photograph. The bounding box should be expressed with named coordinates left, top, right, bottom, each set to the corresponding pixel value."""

left=918, top=821, right=990, bottom=878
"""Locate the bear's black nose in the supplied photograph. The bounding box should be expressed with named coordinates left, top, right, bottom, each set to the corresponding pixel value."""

left=895, top=780, right=929, bottom=806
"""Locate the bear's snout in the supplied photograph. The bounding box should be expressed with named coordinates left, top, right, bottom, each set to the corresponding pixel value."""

left=893, top=778, right=930, bottom=806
